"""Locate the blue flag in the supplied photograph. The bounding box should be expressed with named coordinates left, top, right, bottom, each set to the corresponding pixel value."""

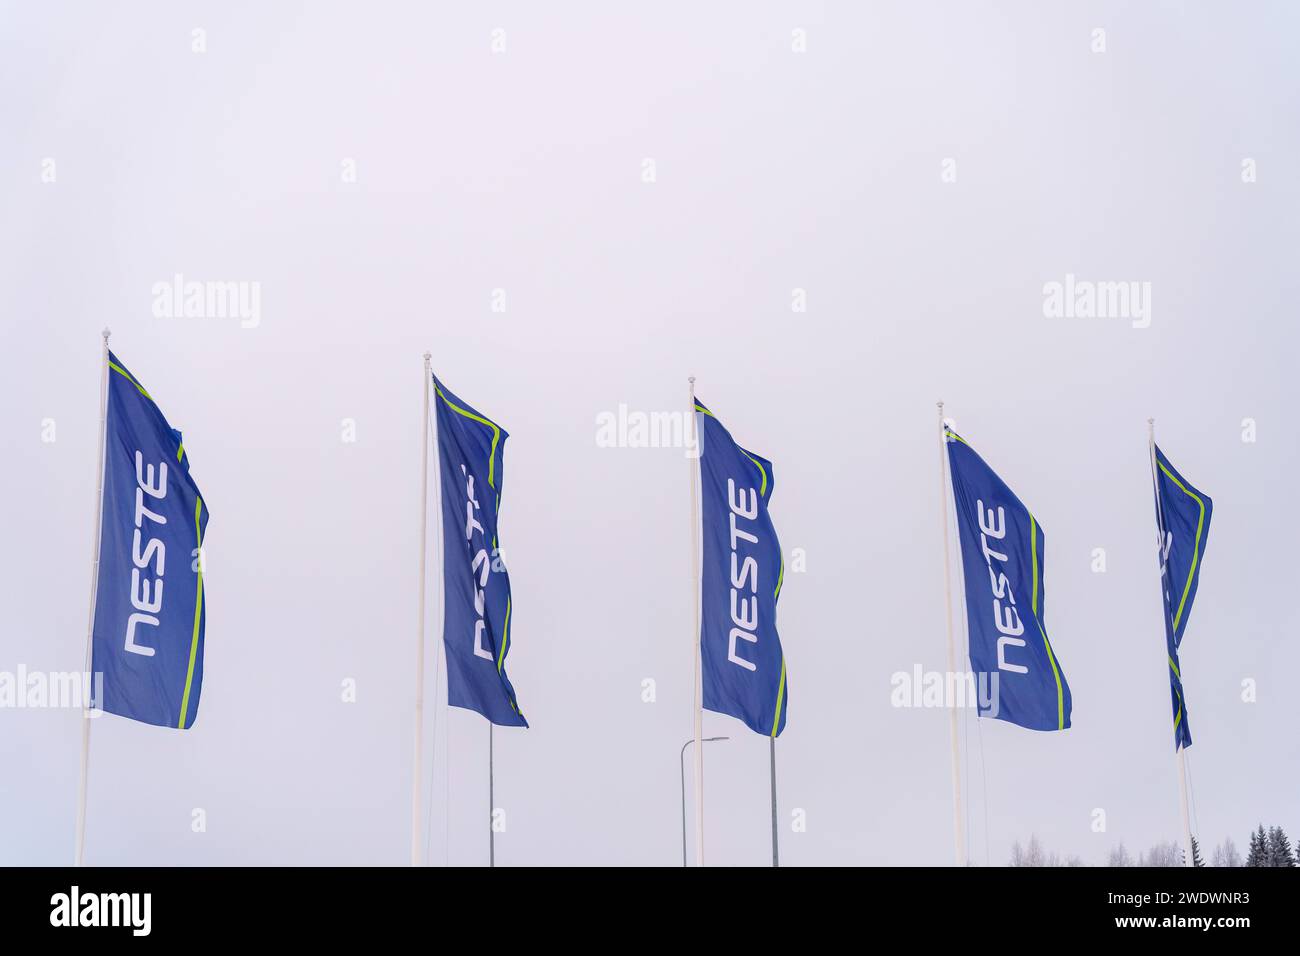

left=434, top=375, right=526, bottom=727
left=1152, top=445, right=1213, bottom=751
left=946, top=428, right=1070, bottom=731
left=91, top=352, right=209, bottom=729
left=696, top=399, right=788, bottom=737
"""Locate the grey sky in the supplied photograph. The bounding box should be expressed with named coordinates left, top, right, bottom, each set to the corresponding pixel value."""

left=1, top=2, right=1296, bottom=866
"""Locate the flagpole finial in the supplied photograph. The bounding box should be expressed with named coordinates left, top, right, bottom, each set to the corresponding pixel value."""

left=101, top=328, right=111, bottom=340
left=688, top=375, right=695, bottom=384
left=937, top=400, right=944, bottom=410
left=422, top=351, right=431, bottom=361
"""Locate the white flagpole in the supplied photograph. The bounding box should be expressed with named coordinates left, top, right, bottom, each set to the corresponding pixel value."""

left=411, top=352, right=431, bottom=866
left=75, top=327, right=111, bottom=867
left=430, top=366, right=447, bottom=866
left=1176, top=747, right=1194, bottom=866
left=488, top=723, right=495, bottom=867
left=936, top=401, right=966, bottom=867
left=688, top=376, right=704, bottom=867
left=1148, top=417, right=1196, bottom=868
left=429, top=367, right=447, bottom=867
left=769, top=737, right=779, bottom=867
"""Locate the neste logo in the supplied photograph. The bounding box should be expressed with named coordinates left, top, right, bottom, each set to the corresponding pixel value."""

left=726, top=478, right=761, bottom=672
left=459, top=465, right=494, bottom=662
left=975, top=499, right=1029, bottom=675
left=125, top=451, right=169, bottom=657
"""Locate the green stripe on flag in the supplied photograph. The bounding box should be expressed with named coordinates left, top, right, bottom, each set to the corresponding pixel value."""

left=1157, top=460, right=1206, bottom=632
left=1029, top=513, right=1065, bottom=730
left=769, top=659, right=786, bottom=737
left=435, top=386, right=502, bottom=489
left=109, top=362, right=151, bottom=399
left=177, top=497, right=204, bottom=728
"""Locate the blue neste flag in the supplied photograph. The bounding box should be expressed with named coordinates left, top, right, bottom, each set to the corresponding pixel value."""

left=946, top=428, right=1070, bottom=731
left=434, top=375, right=526, bottom=727
left=91, top=352, right=209, bottom=729
left=696, top=399, right=788, bottom=737
left=1152, top=445, right=1213, bottom=751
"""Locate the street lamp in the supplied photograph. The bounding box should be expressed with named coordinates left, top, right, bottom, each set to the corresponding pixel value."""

left=680, top=736, right=729, bottom=866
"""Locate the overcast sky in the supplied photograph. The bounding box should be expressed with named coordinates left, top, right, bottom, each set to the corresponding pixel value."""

left=2, top=2, right=1296, bottom=866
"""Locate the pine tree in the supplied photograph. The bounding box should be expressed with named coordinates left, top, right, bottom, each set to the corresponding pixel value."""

left=1246, top=825, right=1268, bottom=867
left=1188, top=836, right=1205, bottom=867
left=1266, top=827, right=1296, bottom=867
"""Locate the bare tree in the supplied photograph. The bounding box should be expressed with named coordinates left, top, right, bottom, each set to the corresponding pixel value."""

left=1211, top=839, right=1242, bottom=868
left=1010, top=835, right=1046, bottom=867
left=1107, top=843, right=1134, bottom=867
left=1140, top=841, right=1182, bottom=867
left=1010, top=836, right=1085, bottom=867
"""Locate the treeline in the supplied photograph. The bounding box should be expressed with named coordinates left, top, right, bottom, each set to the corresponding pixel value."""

left=1007, top=825, right=1297, bottom=867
